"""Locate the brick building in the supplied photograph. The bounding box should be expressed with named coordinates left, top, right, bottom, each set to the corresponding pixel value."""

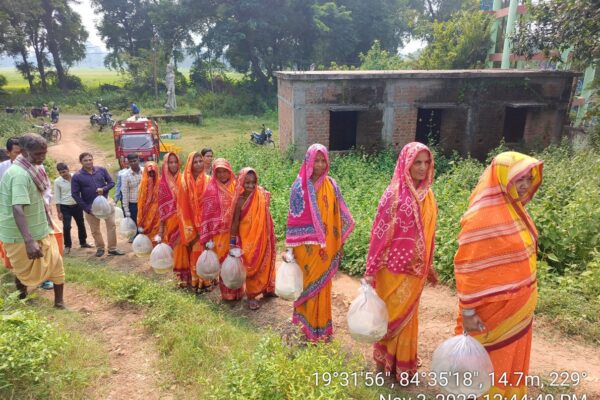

left=275, top=70, right=579, bottom=159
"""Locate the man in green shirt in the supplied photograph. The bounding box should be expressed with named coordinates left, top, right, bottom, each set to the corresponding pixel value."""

left=0, top=133, right=65, bottom=308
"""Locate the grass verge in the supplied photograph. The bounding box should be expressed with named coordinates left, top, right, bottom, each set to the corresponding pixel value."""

left=64, top=258, right=396, bottom=399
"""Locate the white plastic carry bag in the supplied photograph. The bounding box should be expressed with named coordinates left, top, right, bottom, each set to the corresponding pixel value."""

left=119, top=217, right=137, bottom=238
left=132, top=230, right=153, bottom=257
left=221, top=247, right=246, bottom=289
left=275, top=249, right=303, bottom=301
left=114, top=206, right=124, bottom=223
left=196, top=241, right=220, bottom=280
left=91, top=196, right=112, bottom=219
left=430, top=333, right=494, bottom=396
left=347, top=279, right=388, bottom=343
left=150, top=242, right=173, bottom=273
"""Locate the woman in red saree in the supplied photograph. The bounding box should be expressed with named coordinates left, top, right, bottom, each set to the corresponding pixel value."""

left=158, top=153, right=189, bottom=285
left=230, top=167, right=276, bottom=310
left=200, top=158, right=243, bottom=301
left=177, top=152, right=211, bottom=291
left=285, top=144, right=355, bottom=342
left=364, top=142, right=438, bottom=381
left=137, top=161, right=160, bottom=243
left=454, top=151, right=543, bottom=398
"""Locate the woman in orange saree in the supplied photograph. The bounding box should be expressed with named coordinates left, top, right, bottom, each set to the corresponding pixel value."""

left=230, top=168, right=276, bottom=310
left=364, top=142, right=438, bottom=381
left=200, top=158, right=243, bottom=301
left=177, top=152, right=211, bottom=291
left=137, top=161, right=160, bottom=243
left=285, top=144, right=355, bottom=342
left=158, top=153, right=189, bottom=285
left=454, top=151, right=543, bottom=398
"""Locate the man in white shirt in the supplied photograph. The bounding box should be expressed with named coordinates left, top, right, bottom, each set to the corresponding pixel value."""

left=0, top=137, right=21, bottom=182
left=54, top=162, right=92, bottom=254
left=122, top=153, right=143, bottom=242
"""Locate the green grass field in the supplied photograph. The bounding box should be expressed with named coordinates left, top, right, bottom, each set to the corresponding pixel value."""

left=0, top=68, right=127, bottom=90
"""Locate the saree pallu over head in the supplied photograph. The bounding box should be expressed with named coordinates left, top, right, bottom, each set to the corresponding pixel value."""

left=235, top=168, right=276, bottom=296
left=285, top=144, right=355, bottom=248
left=177, top=152, right=209, bottom=245
left=137, top=161, right=160, bottom=239
left=365, top=142, right=435, bottom=277
left=158, top=153, right=181, bottom=248
left=199, top=158, right=237, bottom=243
left=454, top=151, right=543, bottom=309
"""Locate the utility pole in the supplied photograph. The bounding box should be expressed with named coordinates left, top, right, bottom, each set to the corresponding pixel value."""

left=152, top=28, right=159, bottom=99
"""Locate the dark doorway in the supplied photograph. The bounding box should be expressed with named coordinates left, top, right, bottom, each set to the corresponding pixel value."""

left=503, top=107, right=527, bottom=142
left=329, top=111, right=358, bottom=151
left=416, top=108, right=442, bottom=145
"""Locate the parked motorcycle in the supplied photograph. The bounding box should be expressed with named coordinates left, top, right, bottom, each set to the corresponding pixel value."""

left=32, top=122, right=61, bottom=143
left=250, top=124, right=274, bottom=146
left=50, top=106, right=59, bottom=124
left=90, top=103, right=114, bottom=131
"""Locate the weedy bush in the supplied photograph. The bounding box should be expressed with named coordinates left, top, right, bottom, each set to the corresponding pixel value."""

left=0, top=114, right=32, bottom=142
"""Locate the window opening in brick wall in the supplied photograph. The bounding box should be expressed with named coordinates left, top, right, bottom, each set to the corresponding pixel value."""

left=503, top=107, right=527, bottom=142
left=329, top=111, right=358, bottom=151
left=416, top=108, right=442, bottom=145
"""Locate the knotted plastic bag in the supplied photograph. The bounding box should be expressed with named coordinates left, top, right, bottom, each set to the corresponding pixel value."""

left=275, top=249, right=303, bottom=301
left=196, top=241, right=220, bottom=280
left=150, top=242, right=173, bottom=273
left=119, top=217, right=137, bottom=238
left=431, top=333, right=494, bottom=396
left=91, top=196, right=112, bottom=219
left=347, top=279, right=388, bottom=343
left=114, top=206, right=124, bottom=223
left=132, top=229, right=153, bottom=257
left=221, top=247, right=245, bottom=289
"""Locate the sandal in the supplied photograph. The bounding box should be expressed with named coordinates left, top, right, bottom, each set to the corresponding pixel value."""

left=247, top=299, right=261, bottom=310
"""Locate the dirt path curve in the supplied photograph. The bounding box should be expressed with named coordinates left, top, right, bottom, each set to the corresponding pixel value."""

left=42, top=283, right=172, bottom=400
left=53, top=114, right=600, bottom=397
left=48, top=114, right=107, bottom=167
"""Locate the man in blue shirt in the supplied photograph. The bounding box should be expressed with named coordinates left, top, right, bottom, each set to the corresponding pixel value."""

left=130, top=103, right=140, bottom=116
left=71, top=152, right=124, bottom=257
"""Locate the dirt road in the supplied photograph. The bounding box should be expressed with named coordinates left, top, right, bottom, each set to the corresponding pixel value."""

left=47, top=115, right=600, bottom=398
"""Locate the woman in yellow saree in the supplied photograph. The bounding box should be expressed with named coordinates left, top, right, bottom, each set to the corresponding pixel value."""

left=285, top=144, right=355, bottom=342
left=454, top=151, right=543, bottom=398
left=158, top=153, right=189, bottom=286
left=177, top=152, right=211, bottom=291
left=137, top=161, right=160, bottom=243
left=364, top=142, right=438, bottom=381
left=200, top=158, right=243, bottom=301
left=230, top=167, right=276, bottom=310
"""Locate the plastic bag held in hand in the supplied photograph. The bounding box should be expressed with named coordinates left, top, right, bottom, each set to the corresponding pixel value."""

left=275, top=249, right=303, bottom=301
left=91, top=195, right=112, bottom=219
left=430, top=333, right=494, bottom=396
left=221, top=247, right=246, bottom=289
left=347, top=279, right=388, bottom=343
left=196, top=241, right=220, bottom=280
left=114, top=206, right=124, bottom=223
left=150, top=243, right=173, bottom=273
left=119, top=217, right=137, bottom=238
left=132, top=229, right=153, bottom=257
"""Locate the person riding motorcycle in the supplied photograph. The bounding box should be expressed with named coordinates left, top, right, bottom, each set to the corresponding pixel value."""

left=50, top=106, right=59, bottom=123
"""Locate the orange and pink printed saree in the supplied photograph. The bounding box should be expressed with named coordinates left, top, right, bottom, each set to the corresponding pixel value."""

left=365, top=142, right=438, bottom=380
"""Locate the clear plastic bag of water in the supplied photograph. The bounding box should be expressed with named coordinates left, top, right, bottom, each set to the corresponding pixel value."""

left=132, top=232, right=153, bottom=257
left=150, top=243, right=173, bottom=273
left=91, top=196, right=112, bottom=219
left=119, top=217, right=137, bottom=238
left=196, top=241, right=220, bottom=280
left=275, top=249, right=303, bottom=301
left=221, top=247, right=245, bottom=289
left=347, top=279, right=388, bottom=343
left=431, top=333, right=494, bottom=396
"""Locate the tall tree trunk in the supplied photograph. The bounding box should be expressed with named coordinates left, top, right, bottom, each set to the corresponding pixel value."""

left=18, top=48, right=36, bottom=93
left=40, top=0, right=66, bottom=90
left=33, top=47, right=48, bottom=92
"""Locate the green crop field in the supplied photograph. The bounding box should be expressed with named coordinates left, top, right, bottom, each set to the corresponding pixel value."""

left=0, top=68, right=126, bottom=90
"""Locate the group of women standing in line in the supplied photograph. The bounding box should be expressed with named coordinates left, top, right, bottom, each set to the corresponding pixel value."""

left=143, top=141, right=543, bottom=398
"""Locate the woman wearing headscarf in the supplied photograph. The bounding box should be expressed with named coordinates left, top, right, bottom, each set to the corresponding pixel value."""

left=364, top=142, right=438, bottom=381
left=136, top=161, right=160, bottom=244
left=177, top=152, right=211, bottom=291
left=285, top=144, right=355, bottom=342
left=200, top=158, right=242, bottom=301
left=230, top=167, right=276, bottom=310
left=454, top=151, right=543, bottom=398
left=158, top=153, right=189, bottom=286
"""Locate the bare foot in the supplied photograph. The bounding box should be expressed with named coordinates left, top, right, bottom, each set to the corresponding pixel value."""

left=248, top=299, right=261, bottom=310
